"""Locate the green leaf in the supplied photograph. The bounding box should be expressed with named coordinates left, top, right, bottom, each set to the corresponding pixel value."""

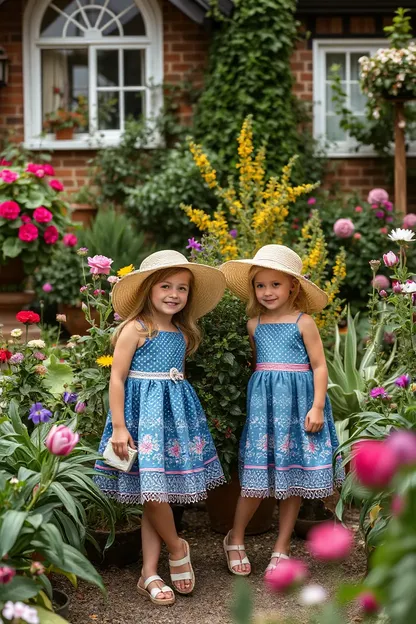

left=36, top=606, right=70, bottom=624
left=231, top=578, right=252, bottom=624
left=0, top=510, right=28, bottom=557
left=43, top=355, right=74, bottom=395
left=2, top=236, right=23, bottom=258
left=0, top=576, right=39, bottom=601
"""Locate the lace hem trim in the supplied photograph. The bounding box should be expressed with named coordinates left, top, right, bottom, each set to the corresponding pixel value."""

left=100, top=475, right=226, bottom=505
left=241, top=485, right=338, bottom=500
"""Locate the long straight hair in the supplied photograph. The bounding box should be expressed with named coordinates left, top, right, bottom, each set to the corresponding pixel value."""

left=111, top=267, right=201, bottom=355
left=245, top=266, right=305, bottom=318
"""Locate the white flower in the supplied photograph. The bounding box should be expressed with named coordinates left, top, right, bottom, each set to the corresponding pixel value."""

left=10, top=328, right=22, bottom=338
left=9, top=477, right=19, bottom=484
left=388, top=228, right=416, bottom=243
left=298, top=584, right=328, bottom=606
left=398, top=119, right=406, bottom=129
left=401, top=281, right=416, bottom=294
left=27, top=339, right=46, bottom=349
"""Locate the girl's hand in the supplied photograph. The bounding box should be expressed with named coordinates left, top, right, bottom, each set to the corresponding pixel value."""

left=304, top=408, right=324, bottom=434
left=111, top=426, right=136, bottom=460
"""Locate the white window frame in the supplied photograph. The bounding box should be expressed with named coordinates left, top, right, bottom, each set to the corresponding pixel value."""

left=312, top=38, right=404, bottom=158
left=23, top=0, right=164, bottom=150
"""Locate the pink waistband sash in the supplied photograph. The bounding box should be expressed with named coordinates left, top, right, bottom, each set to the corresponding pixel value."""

left=255, top=362, right=311, bottom=372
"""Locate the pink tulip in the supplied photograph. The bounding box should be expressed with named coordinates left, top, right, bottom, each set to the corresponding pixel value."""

left=357, top=591, right=379, bottom=614
left=87, top=254, right=113, bottom=275
left=265, top=558, right=308, bottom=592
left=383, top=251, right=399, bottom=267
left=307, top=521, right=353, bottom=561
left=352, top=440, right=398, bottom=488
left=386, top=430, right=416, bottom=466
left=45, top=424, right=79, bottom=456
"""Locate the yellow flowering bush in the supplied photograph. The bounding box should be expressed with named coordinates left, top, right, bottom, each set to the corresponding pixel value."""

left=182, top=116, right=346, bottom=339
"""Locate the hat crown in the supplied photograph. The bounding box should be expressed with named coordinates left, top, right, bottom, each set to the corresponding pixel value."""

left=139, top=250, right=189, bottom=272
left=254, top=245, right=302, bottom=273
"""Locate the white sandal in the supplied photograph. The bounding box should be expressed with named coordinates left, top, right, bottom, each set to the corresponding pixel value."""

left=265, top=551, right=289, bottom=574
left=169, top=539, right=195, bottom=595
left=137, top=575, right=175, bottom=606
left=223, top=531, right=251, bottom=576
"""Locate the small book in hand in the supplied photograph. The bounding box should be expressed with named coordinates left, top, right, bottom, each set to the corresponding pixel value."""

left=103, top=440, right=138, bottom=473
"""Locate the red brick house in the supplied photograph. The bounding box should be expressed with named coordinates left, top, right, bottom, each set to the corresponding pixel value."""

left=0, top=0, right=414, bottom=205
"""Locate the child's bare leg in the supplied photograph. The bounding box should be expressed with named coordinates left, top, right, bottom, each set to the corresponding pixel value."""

left=270, top=495, right=302, bottom=564
left=227, top=496, right=262, bottom=573
left=139, top=507, right=173, bottom=601
left=144, top=500, right=192, bottom=592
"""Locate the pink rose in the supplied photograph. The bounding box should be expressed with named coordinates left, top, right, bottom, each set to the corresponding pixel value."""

left=18, top=223, right=39, bottom=242
left=307, top=522, right=353, bottom=561
left=372, top=275, right=390, bottom=290
left=367, top=188, right=389, bottom=205
left=87, top=254, right=113, bottom=275
left=33, top=207, right=53, bottom=223
left=352, top=440, right=398, bottom=488
left=21, top=214, right=31, bottom=223
left=386, top=430, right=416, bottom=466
left=333, top=218, right=355, bottom=238
left=63, top=233, right=78, bottom=247
left=43, top=164, right=55, bottom=176
left=49, top=179, right=64, bottom=192
left=44, top=225, right=59, bottom=245
left=26, top=163, right=43, bottom=175
left=383, top=251, right=398, bottom=267
left=45, top=424, right=79, bottom=456
left=265, top=559, right=308, bottom=592
left=0, top=200, right=20, bottom=220
left=403, top=213, right=416, bottom=229
left=0, top=169, right=19, bottom=183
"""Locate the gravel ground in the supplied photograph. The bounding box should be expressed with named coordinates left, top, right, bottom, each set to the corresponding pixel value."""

left=57, top=505, right=366, bottom=624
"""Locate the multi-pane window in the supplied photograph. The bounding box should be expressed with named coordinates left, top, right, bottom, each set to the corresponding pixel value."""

left=24, top=0, right=163, bottom=147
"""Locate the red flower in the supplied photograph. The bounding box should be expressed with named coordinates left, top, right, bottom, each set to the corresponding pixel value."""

left=44, top=225, right=59, bottom=244
left=49, top=179, right=64, bottom=192
left=0, top=349, right=12, bottom=362
left=18, top=223, right=39, bottom=242
left=0, top=158, right=11, bottom=166
left=21, top=214, right=31, bottom=224
left=0, top=200, right=20, bottom=220
left=16, top=310, right=40, bottom=324
left=43, top=164, right=55, bottom=176
left=33, top=207, right=53, bottom=223
left=63, top=233, right=78, bottom=247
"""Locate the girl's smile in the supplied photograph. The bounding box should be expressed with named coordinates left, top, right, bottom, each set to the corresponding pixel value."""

left=151, top=270, right=191, bottom=317
left=254, top=269, right=293, bottom=313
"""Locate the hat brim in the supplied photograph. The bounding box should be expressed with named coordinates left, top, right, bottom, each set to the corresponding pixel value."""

left=220, top=259, right=328, bottom=314
left=112, top=262, right=226, bottom=320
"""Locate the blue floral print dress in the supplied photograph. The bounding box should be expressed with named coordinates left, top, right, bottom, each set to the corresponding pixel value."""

left=94, top=328, right=225, bottom=504
left=239, top=314, right=343, bottom=499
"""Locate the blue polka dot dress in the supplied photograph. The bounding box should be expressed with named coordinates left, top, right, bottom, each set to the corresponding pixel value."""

left=94, top=329, right=225, bottom=504
left=240, top=315, right=344, bottom=499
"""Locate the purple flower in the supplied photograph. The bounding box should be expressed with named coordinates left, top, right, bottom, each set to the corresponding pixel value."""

left=28, top=402, right=52, bottom=425
left=42, top=283, right=53, bottom=293
left=114, top=312, right=122, bottom=321
left=75, top=401, right=86, bottom=414
left=307, top=197, right=316, bottom=205
left=375, top=210, right=385, bottom=219
left=9, top=352, right=24, bottom=364
left=186, top=238, right=202, bottom=252
left=395, top=374, right=411, bottom=388
left=63, top=391, right=78, bottom=404
left=383, top=200, right=393, bottom=212
left=229, top=229, right=238, bottom=239
left=370, top=386, right=388, bottom=399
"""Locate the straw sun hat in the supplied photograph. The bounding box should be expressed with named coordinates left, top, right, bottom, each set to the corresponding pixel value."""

left=112, top=250, right=226, bottom=320
left=220, top=245, right=328, bottom=314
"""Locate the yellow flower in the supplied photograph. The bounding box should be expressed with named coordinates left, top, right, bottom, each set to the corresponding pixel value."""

left=117, top=264, right=135, bottom=277
left=96, top=355, right=113, bottom=367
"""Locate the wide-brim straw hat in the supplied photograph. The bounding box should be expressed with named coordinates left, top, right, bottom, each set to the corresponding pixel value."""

left=112, top=250, right=226, bottom=320
left=220, top=244, right=328, bottom=314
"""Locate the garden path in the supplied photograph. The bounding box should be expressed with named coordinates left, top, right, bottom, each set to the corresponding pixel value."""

left=57, top=506, right=366, bottom=624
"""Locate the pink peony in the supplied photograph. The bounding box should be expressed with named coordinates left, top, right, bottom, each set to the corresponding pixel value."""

left=43, top=164, right=55, bottom=176
left=63, top=233, right=78, bottom=247
left=372, top=274, right=390, bottom=290
left=368, top=188, right=389, bottom=205
left=33, top=207, right=53, bottom=223
left=42, top=283, right=53, bottom=293
left=265, top=558, right=308, bottom=592
left=18, top=223, right=38, bottom=242
left=87, top=254, right=113, bottom=275
left=383, top=251, right=399, bottom=267
left=333, top=218, right=355, bottom=238
left=386, top=430, right=416, bottom=466
left=26, top=163, right=43, bottom=175
left=0, top=200, right=20, bottom=220
left=21, top=214, right=31, bottom=223
left=307, top=522, right=353, bottom=561
left=0, top=169, right=19, bottom=183
left=44, top=225, right=59, bottom=244
left=383, top=200, right=393, bottom=212
left=357, top=591, right=379, bottom=615
left=352, top=440, right=398, bottom=488
left=49, top=179, right=64, bottom=192
left=375, top=210, right=385, bottom=219
left=403, top=213, right=416, bottom=229
left=45, top=424, right=79, bottom=456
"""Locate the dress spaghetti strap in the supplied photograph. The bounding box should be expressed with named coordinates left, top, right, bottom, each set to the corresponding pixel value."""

left=257, top=314, right=262, bottom=326
left=295, top=312, right=303, bottom=323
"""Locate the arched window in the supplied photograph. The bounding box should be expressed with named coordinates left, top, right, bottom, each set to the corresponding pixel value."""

left=23, top=0, right=163, bottom=148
